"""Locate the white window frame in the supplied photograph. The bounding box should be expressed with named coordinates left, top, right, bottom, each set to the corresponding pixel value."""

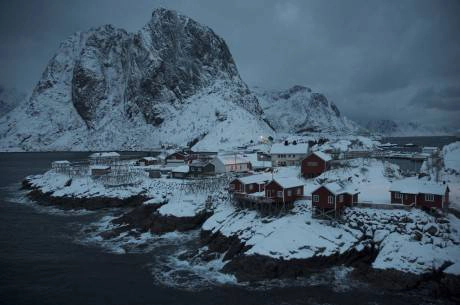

left=425, top=194, right=434, bottom=201
left=395, top=192, right=401, bottom=199
left=287, top=190, right=292, bottom=196
left=313, top=195, right=319, bottom=202
left=249, top=184, right=254, bottom=191
left=328, top=196, right=333, bottom=204
left=277, top=191, right=283, bottom=198
left=296, top=188, right=302, bottom=195
left=338, top=195, right=344, bottom=203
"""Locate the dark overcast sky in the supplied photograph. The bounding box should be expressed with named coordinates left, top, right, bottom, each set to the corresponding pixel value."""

left=1, top=0, right=459, bottom=127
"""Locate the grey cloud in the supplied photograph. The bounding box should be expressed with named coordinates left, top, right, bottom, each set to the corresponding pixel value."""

left=0, top=0, right=460, bottom=128
left=410, top=87, right=460, bottom=111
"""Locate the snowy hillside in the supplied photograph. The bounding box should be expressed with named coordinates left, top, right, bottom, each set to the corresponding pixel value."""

left=364, top=119, right=454, bottom=136
left=0, top=85, right=26, bottom=117
left=0, top=8, right=271, bottom=151
left=254, top=85, right=361, bottom=134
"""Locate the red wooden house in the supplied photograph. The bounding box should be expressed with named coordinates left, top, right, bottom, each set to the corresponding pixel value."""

left=301, top=151, right=332, bottom=178
left=229, top=173, right=272, bottom=194
left=264, top=178, right=304, bottom=204
left=389, top=179, right=449, bottom=209
left=311, top=182, right=359, bottom=218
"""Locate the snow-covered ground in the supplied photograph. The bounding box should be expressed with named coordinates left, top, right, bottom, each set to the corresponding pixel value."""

left=203, top=199, right=460, bottom=276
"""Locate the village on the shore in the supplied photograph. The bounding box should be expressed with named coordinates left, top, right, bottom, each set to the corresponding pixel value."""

left=24, top=135, right=460, bottom=280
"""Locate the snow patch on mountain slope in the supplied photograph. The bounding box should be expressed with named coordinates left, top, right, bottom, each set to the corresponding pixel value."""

left=254, top=85, right=360, bottom=134
left=0, top=85, right=26, bottom=117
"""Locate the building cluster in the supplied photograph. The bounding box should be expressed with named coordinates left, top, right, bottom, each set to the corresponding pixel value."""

left=49, top=140, right=451, bottom=214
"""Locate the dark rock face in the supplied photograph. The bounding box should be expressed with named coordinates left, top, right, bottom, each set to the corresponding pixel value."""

left=67, top=8, right=261, bottom=128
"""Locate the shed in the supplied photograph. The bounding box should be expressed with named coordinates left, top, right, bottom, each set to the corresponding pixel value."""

left=311, top=182, right=359, bottom=210
left=389, top=179, right=449, bottom=209
left=229, top=173, right=272, bottom=194
left=301, top=151, right=332, bottom=178
left=264, top=177, right=304, bottom=203
left=189, top=160, right=215, bottom=177
left=171, top=165, right=190, bottom=179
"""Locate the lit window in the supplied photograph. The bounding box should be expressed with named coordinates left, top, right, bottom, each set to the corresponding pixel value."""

left=328, top=196, right=333, bottom=204
left=313, top=195, right=319, bottom=202
left=425, top=194, right=434, bottom=201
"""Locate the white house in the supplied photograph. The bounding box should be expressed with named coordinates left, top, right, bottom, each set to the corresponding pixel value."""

left=89, top=152, right=120, bottom=165
left=270, top=142, right=309, bottom=166
left=211, top=154, right=251, bottom=173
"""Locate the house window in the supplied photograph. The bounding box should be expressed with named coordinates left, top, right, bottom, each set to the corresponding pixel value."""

left=338, top=195, right=344, bottom=203
left=198, top=167, right=202, bottom=172
left=307, top=162, right=318, bottom=166
left=328, top=196, right=333, bottom=204
left=395, top=192, right=401, bottom=199
left=229, top=184, right=235, bottom=190
left=425, top=194, right=434, bottom=201
left=313, top=195, right=319, bottom=202
left=249, top=184, right=254, bottom=190
left=296, top=188, right=302, bottom=195
left=277, top=191, right=283, bottom=197
left=287, top=190, right=292, bottom=196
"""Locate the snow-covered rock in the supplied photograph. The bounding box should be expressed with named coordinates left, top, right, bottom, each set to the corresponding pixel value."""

left=254, top=85, right=361, bottom=134
left=0, top=85, right=26, bottom=117
left=0, top=8, right=272, bottom=151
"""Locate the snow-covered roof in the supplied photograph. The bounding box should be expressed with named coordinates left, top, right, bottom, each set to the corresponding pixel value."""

left=237, top=173, right=272, bottom=185
left=142, top=157, right=158, bottom=161
left=190, top=160, right=210, bottom=167
left=216, top=154, right=250, bottom=165
left=389, top=179, right=449, bottom=195
left=271, top=177, right=304, bottom=189
left=313, top=182, right=359, bottom=195
left=270, top=143, right=309, bottom=155
left=89, top=152, right=120, bottom=158
left=244, top=153, right=271, bottom=169
left=52, top=160, right=70, bottom=164
left=310, top=151, right=332, bottom=162
left=172, top=165, right=189, bottom=173
left=90, top=165, right=111, bottom=170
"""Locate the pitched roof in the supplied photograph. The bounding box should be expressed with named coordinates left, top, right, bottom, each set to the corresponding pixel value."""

left=215, top=154, right=250, bottom=165
left=172, top=165, right=189, bottom=173
left=389, top=179, right=449, bottom=195
left=271, top=177, right=305, bottom=189
left=142, top=157, right=158, bottom=161
left=52, top=160, right=70, bottom=164
left=190, top=160, right=211, bottom=167
left=310, top=151, right=332, bottom=162
left=270, top=143, right=309, bottom=155
left=313, top=182, right=359, bottom=195
left=237, top=173, right=272, bottom=185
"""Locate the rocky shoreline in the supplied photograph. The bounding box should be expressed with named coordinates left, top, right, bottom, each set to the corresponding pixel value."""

left=20, top=177, right=460, bottom=302
left=22, top=178, right=147, bottom=210
left=199, top=229, right=460, bottom=302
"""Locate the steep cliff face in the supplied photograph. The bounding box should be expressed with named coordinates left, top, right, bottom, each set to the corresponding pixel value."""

left=255, top=85, right=360, bottom=134
left=0, top=8, right=269, bottom=151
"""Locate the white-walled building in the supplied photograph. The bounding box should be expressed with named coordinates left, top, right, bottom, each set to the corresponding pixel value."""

left=211, top=154, right=251, bottom=173
left=270, top=142, right=309, bottom=166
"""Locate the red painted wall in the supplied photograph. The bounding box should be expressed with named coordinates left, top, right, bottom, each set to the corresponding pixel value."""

left=265, top=181, right=303, bottom=203
left=301, top=154, right=328, bottom=178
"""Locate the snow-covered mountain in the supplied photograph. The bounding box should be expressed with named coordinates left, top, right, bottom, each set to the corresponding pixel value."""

left=0, top=8, right=272, bottom=151
left=364, top=119, right=454, bottom=137
left=254, top=85, right=360, bottom=134
left=0, top=85, right=26, bottom=117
